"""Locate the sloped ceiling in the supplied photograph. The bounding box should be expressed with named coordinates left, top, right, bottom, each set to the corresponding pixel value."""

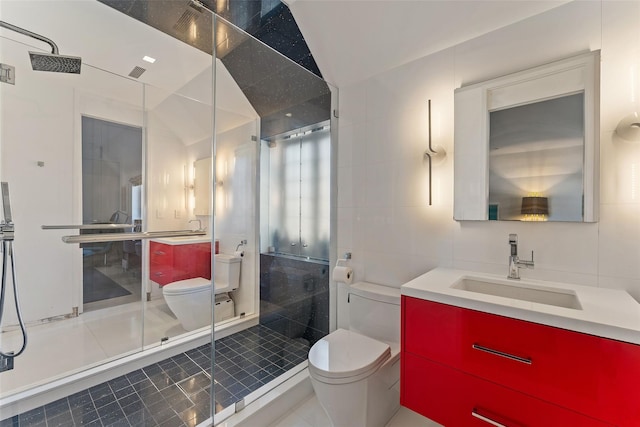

left=0, top=0, right=258, bottom=143
left=97, top=0, right=331, bottom=138
left=286, top=0, right=570, bottom=88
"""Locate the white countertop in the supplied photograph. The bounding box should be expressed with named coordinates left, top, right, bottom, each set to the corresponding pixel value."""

left=401, top=267, right=640, bottom=345
left=151, top=236, right=211, bottom=245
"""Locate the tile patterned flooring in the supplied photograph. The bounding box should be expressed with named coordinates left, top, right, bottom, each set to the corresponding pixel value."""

left=0, top=325, right=310, bottom=427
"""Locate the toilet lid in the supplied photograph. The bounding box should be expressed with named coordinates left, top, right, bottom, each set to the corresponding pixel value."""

left=308, top=329, right=390, bottom=380
left=162, top=277, right=211, bottom=295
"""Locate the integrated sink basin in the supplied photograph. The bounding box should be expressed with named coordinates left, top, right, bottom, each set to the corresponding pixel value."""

left=401, top=267, right=640, bottom=345
left=452, top=277, right=582, bottom=310
left=168, top=236, right=204, bottom=240
left=151, top=235, right=210, bottom=245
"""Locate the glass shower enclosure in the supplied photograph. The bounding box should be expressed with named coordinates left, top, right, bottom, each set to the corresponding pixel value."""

left=0, top=1, right=335, bottom=425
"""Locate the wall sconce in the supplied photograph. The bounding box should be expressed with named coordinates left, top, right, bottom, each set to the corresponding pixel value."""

left=615, top=112, right=640, bottom=142
left=184, top=164, right=195, bottom=211
left=423, top=99, right=446, bottom=205
left=216, top=158, right=228, bottom=187
left=521, top=195, right=548, bottom=221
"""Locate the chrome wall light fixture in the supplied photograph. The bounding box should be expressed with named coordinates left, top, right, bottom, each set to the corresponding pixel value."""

left=615, top=112, right=640, bottom=142
left=423, top=99, right=446, bottom=205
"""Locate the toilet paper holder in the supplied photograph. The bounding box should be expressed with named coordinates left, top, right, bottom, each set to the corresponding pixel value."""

left=336, top=252, right=352, bottom=267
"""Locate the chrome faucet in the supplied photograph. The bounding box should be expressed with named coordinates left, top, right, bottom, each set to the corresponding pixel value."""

left=189, top=219, right=204, bottom=232
left=508, top=234, right=534, bottom=279
left=235, top=239, right=247, bottom=251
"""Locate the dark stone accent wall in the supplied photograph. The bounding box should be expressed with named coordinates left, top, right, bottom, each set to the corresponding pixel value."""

left=98, top=0, right=330, bottom=138
left=259, top=253, right=329, bottom=347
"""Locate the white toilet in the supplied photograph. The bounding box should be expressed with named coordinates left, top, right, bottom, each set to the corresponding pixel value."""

left=308, top=282, right=401, bottom=427
left=163, top=253, right=241, bottom=331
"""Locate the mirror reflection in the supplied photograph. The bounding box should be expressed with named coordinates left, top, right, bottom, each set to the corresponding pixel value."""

left=488, top=93, right=585, bottom=221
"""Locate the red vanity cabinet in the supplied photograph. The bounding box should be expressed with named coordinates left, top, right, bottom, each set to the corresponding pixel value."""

left=403, top=353, right=610, bottom=427
left=401, top=296, right=640, bottom=426
left=149, top=241, right=211, bottom=286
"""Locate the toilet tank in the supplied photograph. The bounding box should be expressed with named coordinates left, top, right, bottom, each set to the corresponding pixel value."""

left=214, top=254, right=241, bottom=290
left=348, top=282, right=401, bottom=345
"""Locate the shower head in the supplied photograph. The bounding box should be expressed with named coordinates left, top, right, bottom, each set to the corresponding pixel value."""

left=28, top=51, right=81, bottom=74
left=0, top=20, right=82, bottom=74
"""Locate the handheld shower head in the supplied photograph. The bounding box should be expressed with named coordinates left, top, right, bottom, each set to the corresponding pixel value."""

left=0, top=20, right=81, bottom=74
left=1, top=182, right=12, bottom=224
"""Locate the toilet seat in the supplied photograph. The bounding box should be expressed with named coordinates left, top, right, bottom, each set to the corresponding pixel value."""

left=308, top=329, right=390, bottom=385
left=162, top=277, right=210, bottom=296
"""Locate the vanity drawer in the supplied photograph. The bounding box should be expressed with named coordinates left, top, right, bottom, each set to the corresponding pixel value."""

left=402, top=352, right=611, bottom=427
left=150, top=242, right=173, bottom=266
left=149, top=265, right=174, bottom=286
left=149, top=241, right=212, bottom=286
left=402, top=297, right=640, bottom=424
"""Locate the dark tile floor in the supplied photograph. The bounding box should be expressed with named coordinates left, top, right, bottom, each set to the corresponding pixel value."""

left=0, top=325, right=309, bottom=427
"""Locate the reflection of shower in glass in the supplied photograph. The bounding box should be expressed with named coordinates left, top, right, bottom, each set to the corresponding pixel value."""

left=0, top=182, right=26, bottom=372
left=0, top=20, right=82, bottom=74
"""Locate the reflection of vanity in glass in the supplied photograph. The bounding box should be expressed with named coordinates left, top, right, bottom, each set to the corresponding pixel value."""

left=149, top=237, right=211, bottom=286
left=454, top=51, right=600, bottom=222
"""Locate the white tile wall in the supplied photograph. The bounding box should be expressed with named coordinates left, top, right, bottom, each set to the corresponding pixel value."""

left=598, top=203, right=640, bottom=280
left=0, top=36, right=146, bottom=323
left=336, top=1, right=640, bottom=322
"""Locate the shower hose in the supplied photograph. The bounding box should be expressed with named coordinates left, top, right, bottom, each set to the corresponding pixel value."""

left=0, top=239, right=27, bottom=358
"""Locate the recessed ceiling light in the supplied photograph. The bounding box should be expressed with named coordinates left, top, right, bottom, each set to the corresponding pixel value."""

left=285, top=113, right=292, bottom=117
left=142, top=56, right=156, bottom=64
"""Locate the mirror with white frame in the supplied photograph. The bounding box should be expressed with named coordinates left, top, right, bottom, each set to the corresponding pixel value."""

left=453, top=51, right=600, bottom=222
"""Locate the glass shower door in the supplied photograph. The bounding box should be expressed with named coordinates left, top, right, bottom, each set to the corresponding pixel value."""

left=142, top=72, right=218, bottom=347
left=0, top=30, right=147, bottom=398
left=210, top=13, right=334, bottom=423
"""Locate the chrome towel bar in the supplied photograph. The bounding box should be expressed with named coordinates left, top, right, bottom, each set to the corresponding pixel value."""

left=42, top=224, right=134, bottom=230
left=58, top=230, right=206, bottom=244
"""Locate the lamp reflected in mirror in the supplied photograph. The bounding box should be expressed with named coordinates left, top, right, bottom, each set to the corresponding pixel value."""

left=521, top=195, right=549, bottom=221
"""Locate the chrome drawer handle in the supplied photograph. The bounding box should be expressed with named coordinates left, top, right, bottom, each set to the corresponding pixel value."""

left=472, top=344, right=532, bottom=365
left=154, top=251, right=165, bottom=255
left=155, top=272, right=164, bottom=277
left=472, top=409, right=507, bottom=427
